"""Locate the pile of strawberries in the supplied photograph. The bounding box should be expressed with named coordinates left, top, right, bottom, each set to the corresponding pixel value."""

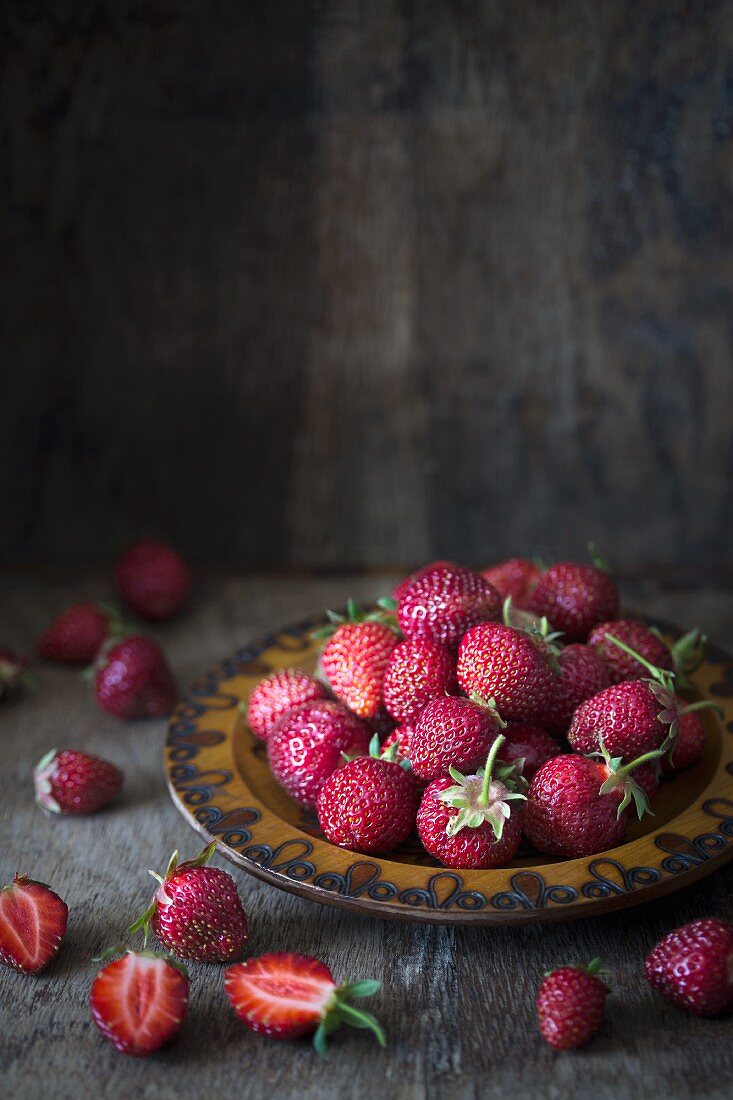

left=249, top=557, right=717, bottom=870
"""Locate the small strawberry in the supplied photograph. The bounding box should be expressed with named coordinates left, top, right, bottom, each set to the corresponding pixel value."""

left=224, top=952, right=385, bottom=1055
left=380, top=720, right=417, bottom=769
left=316, top=601, right=400, bottom=719
left=410, top=694, right=503, bottom=783
left=543, top=643, right=612, bottom=735
left=663, top=711, right=707, bottom=773
left=382, top=637, right=454, bottom=723
left=588, top=619, right=673, bottom=683
left=0, top=874, right=68, bottom=973
left=267, top=699, right=371, bottom=807
left=0, top=647, right=31, bottom=702
left=500, top=723, right=562, bottom=781
left=94, top=634, right=178, bottom=719
left=456, top=621, right=559, bottom=723
left=396, top=564, right=501, bottom=650
left=524, top=741, right=665, bottom=858
left=115, top=539, right=191, bottom=621
left=90, top=949, right=189, bottom=1056
left=536, top=960, right=608, bottom=1050
left=245, top=669, right=329, bottom=741
left=527, top=560, right=620, bottom=641
left=128, top=842, right=248, bottom=962
left=416, top=735, right=526, bottom=869
left=34, top=749, right=123, bottom=815
left=644, top=919, right=733, bottom=1017
left=482, top=557, right=541, bottom=607
left=317, top=736, right=419, bottom=854
left=38, top=603, right=111, bottom=664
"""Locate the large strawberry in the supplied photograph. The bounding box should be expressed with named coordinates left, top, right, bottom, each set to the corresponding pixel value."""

left=90, top=949, right=189, bottom=1055
left=499, top=722, right=562, bottom=781
left=457, top=621, right=559, bottom=723
left=382, top=637, right=454, bottom=722
left=224, top=952, right=385, bottom=1054
left=115, top=539, right=191, bottom=621
left=410, top=694, right=503, bottom=783
left=416, top=735, right=526, bottom=869
left=543, top=643, right=612, bottom=735
left=396, top=564, right=501, bottom=649
left=38, top=603, right=112, bottom=664
left=34, top=749, right=123, bottom=815
left=644, top=919, right=733, bottom=1017
left=317, top=736, right=419, bottom=854
left=0, top=874, right=68, bottom=973
left=128, top=843, right=248, bottom=962
left=94, top=634, right=178, bottom=719
left=267, top=699, right=371, bottom=807
left=482, top=558, right=541, bottom=607
left=527, top=560, right=620, bottom=641
left=536, top=960, right=608, bottom=1050
left=316, top=601, right=399, bottom=719
left=245, top=669, right=328, bottom=741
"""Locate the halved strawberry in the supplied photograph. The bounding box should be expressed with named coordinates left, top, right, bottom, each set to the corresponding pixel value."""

left=90, top=949, right=189, bottom=1056
left=0, top=874, right=68, bottom=973
left=224, top=952, right=385, bottom=1055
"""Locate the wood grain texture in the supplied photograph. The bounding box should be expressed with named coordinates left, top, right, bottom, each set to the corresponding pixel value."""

left=2, top=1, right=733, bottom=571
left=2, top=571, right=733, bottom=1099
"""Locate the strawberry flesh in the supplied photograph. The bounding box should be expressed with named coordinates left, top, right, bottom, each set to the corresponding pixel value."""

left=90, top=951, right=189, bottom=1055
left=0, top=875, right=68, bottom=974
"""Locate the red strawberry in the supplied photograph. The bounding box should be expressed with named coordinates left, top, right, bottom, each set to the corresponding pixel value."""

left=0, top=874, right=68, bottom=973
left=245, top=669, right=329, bottom=741
left=224, top=952, right=385, bottom=1054
left=38, top=602, right=111, bottom=664
left=128, top=843, right=248, bottom=962
left=115, top=540, right=191, bottom=621
left=382, top=638, right=454, bottom=723
left=90, top=950, right=189, bottom=1056
left=524, top=745, right=662, bottom=858
left=543, top=643, right=612, bottom=735
left=644, top=919, right=733, bottom=1017
left=416, top=735, right=526, bottom=868
left=410, top=695, right=502, bottom=783
left=396, top=564, right=501, bottom=650
left=317, top=602, right=400, bottom=719
left=588, top=619, right=673, bottom=683
left=392, top=560, right=456, bottom=602
left=456, top=622, right=559, bottom=723
left=482, top=558, right=541, bottom=607
left=500, top=723, right=562, bottom=781
left=663, top=711, right=707, bottom=773
left=94, top=634, right=178, bottom=719
left=267, top=699, right=371, bottom=808
left=528, top=561, right=620, bottom=641
left=381, top=720, right=417, bottom=769
left=317, top=741, right=419, bottom=854
left=34, top=749, right=123, bottom=815
left=0, top=647, right=30, bottom=702
left=536, top=960, right=608, bottom=1050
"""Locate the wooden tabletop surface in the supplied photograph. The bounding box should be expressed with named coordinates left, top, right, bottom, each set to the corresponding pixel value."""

left=2, top=571, right=733, bottom=1099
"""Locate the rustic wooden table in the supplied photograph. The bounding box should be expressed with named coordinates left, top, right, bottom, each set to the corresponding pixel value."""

left=2, top=571, right=733, bottom=1099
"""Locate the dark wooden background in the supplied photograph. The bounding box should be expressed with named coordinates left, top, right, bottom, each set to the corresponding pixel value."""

left=2, top=1, right=732, bottom=571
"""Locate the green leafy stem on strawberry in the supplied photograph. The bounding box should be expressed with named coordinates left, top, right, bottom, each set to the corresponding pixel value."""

left=311, top=597, right=402, bottom=641
left=436, top=734, right=527, bottom=840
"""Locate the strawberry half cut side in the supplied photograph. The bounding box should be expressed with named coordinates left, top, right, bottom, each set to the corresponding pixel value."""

left=0, top=874, right=68, bottom=973
left=90, top=949, right=189, bottom=1056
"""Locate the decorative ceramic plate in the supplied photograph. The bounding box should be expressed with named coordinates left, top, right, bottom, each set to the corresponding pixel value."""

left=165, top=613, right=733, bottom=925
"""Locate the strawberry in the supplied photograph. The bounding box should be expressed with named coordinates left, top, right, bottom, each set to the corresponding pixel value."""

left=396, top=564, right=501, bottom=650
left=527, top=561, right=620, bottom=641
left=0, top=647, right=30, bottom=702
left=536, top=960, right=608, bottom=1050
left=38, top=603, right=111, bottom=664
left=524, top=742, right=664, bottom=858
left=568, top=680, right=676, bottom=761
left=317, top=736, right=419, bottom=854
left=382, top=638, right=454, bottom=723
left=482, top=557, right=541, bottom=607
left=381, top=720, right=417, bottom=769
left=267, top=699, right=371, bottom=808
left=90, top=949, right=189, bottom=1056
left=316, top=601, right=400, bottom=719
left=245, top=669, right=329, bottom=741
left=410, top=694, right=503, bottom=783
left=644, top=919, right=733, bottom=1017
left=128, top=842, right=248, bottom=962
left=543, top=643, right=612, bottom=735
left=392, top=560, right=456, bottom=602
left=663, top=711, right=707, bottom=773
left=456, top=622, right=559, bottom=723
left=34, top=749, right=123, bottom=815
left=416, top=735, right=526, bottom=868
left=0, top=874, right=68, bottom=973
left=115, top=539, right=191, bottom=621
left=499, top=723, right=562, bottom=781
left=94, top=634, right=178, bottom=719
left=224, top=952, right=385, bottom=1055
left=588, top=619, right=673, bottom=683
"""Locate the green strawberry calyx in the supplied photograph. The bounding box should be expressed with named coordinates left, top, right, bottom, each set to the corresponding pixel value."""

left=313, top=978, right=386, bottom=1058
left=311, top=598, right=402, bottom=641
left=33, top=748, right=62, bottom=814
left=543, top=957, right=610, bottom=989
left=502, top=597, right=563, bottom=674
left=593, top=734, right=672, bottom=821
left=127, top=842, right=218, bottom=945
left=436, top=735, right=526, bottom=840
left=365, top=732, right=412, bottom=772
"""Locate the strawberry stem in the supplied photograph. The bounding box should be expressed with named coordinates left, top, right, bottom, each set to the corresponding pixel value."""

left=479, top=735, right=505, bottom=806
left=604, top=633, right=675, bottom=689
